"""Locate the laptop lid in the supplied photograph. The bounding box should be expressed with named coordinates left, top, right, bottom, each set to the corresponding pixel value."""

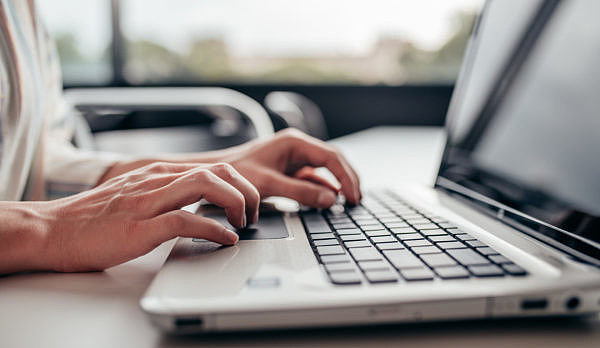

left=435, top=0, right=600, bottom=265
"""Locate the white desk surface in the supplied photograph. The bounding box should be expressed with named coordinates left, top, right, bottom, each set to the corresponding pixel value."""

left=1, top=126, right=599, bottom=348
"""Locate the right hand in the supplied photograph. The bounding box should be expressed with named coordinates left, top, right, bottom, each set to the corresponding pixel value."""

left=31, top=162, right=259, bottom=273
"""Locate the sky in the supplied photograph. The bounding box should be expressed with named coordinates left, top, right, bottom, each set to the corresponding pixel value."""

left=37, top=0, right=482, bottom=59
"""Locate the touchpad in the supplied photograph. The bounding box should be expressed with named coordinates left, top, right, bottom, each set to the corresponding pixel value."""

left=201, top=211, right=289, bottom=240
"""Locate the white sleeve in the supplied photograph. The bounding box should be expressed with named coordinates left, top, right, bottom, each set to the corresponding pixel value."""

left=44, top=134, right=128, bottom=199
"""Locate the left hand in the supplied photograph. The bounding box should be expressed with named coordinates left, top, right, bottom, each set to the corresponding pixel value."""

left=221, top=129, right=362, bottom=210
left=99, top=129, right=362, bottom=216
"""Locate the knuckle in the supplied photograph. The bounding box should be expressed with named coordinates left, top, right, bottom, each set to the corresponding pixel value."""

left=194, top=168, right=215, bottom=183
left=147, top=162, right=171, bottom=173
left=211, top=162, right=235, bottom=180
left=279, top=128, right=304, bottom=141
left=167, top=210, right=189, bottom=230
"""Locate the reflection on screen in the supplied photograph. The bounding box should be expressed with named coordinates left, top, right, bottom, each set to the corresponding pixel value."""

left=439, top=0, right=600, bottom=245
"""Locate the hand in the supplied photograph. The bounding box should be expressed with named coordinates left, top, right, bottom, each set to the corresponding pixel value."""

left=0, top=162, right=258, bottom=273
left=221, top=129, right=362, bottom=208
left=98, top=129, right=361, bottom=209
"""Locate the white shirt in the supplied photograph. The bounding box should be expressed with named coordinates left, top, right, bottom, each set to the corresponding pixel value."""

left=0, top=0, right=124, bottom=201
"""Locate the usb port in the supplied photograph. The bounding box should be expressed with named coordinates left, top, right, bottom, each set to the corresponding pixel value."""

left=174, top=317, right=203, bottom=328
left=521, top=299, right=548, bottom=310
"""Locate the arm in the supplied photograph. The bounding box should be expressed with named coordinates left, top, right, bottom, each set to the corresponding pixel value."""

left=0, top=162, right=258, bottom=275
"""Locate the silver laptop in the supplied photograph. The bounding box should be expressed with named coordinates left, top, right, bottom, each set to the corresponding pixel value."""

left=141, top=0, right=600, bottom=333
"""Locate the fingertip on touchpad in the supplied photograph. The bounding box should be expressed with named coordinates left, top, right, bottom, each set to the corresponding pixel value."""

left=202, top=211, right=289, bottom=240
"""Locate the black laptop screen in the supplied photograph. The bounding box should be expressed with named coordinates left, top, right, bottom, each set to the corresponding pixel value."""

left=437, top=0, right=600, bottom=252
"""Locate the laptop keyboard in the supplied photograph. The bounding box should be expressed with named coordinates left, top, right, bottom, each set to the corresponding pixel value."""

left=300, top=191, right=528, bottom=285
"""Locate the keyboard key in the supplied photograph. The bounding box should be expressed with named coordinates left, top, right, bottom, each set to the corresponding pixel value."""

left=502, top=263, right=527, bottom=276
left=412, top=223, right=439, bottom=230
left=384, top=222, right=410, bottom=228
left=489, top=255, right=511, bottom=264
left=400, top=214, right=423, bottom=220
left=350, top=247, right=383, bottom=261
left=325, top=262, right=355, bottom=273
left=328, top=217, right=352, bottom=225
left=383, top=249, right=424, bottom=269
left=469, top=265, right=505, bottom=277
left=302, top=213, right=331, bottom=233
left=321, top=254, right=352, bottom=264
left=355, top=219, right=381, bottom=226
left=310, top=232, right=336, bottom=240
left=405, top=218, right=430, bottom=225
left=365, top=230, right=391, bottom=237
left=361, top=224, right=386, bottom=231
left=447, top=228, right=468, bottom=235
left=400, top=267, right=435, bottom=281
left=348, top=207, right=368, bottom=215
left=345, top=240, right=372, bottom=248
left=466, top=240, right=486, bottom=248
left=316, top=245, right=345, bottom=256
left=437, top=222, right=457, bottom=229
left=313, top=239, right=339, bottom=246
left=379, top=217, right=404, bottom=223
left=411, top=245, right=442, bottom=254
left=352, top=214, right=375, bottom=221
left=364, top=270, right=398, bottom=283
left=330, top=271, right=362, bottom=285
left=333, top=223, right=356, bottom=230
left=391, top=227, right=417, bottom=234
left=435, top=266, right=469, bottom=279
left=429, top=235, right=456, bottom=243
left=373, top=213, right=396, bottom=219
left=447, top=249, right=490, bottom=266
left=376, top=242, right=404, bottom=250
left=340, top=234, right=367, bottom=242
left=476, top=247, right=499, bottom=255
left=420, top=253, right=458, bottom=267
left=436, top=241, right=467, bottom=250
left=455, top=233, right=476, bottom=241
left=404, top=239, right=432, bottom=247
left=358, top=260, right=392, bottom=271
left=371, top=236, right=397, bottom=243
left=337, top=228, right=363, bottom=235
left=396, top=233, right=423, bottom=241
left=420, top=229, right=448, bottom=236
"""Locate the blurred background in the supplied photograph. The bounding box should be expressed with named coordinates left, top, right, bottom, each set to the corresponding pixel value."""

left=37, top=0, right=482, bottom=143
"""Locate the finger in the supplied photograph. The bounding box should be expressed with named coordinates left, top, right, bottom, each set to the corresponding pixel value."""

left=294, top=166, right=340, bottom=193
left=288, top=136, right=361, bottom=203
left=147, top=169, right=247, bottom=228
left=139, top=210, right=239, bottom=249
left=210, top=163, right=261, bottom=225
left=263, top=170, right=337, bottom=208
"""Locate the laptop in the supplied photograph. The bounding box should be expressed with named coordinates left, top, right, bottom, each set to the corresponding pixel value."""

left=141, top=0, right=600, bottom=333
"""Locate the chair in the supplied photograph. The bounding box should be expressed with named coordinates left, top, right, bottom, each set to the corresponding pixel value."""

left=65, top=87, right=275, bottom=154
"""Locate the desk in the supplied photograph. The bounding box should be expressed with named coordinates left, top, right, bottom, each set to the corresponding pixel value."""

left=1, top=126, right=599, bottom=348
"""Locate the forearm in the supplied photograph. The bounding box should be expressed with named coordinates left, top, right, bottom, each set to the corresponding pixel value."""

left=0, top=202, right=51, bottom=275
left=96, top=145, right=249, bottom=185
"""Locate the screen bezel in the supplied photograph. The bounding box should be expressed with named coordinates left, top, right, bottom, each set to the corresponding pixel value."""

left=434, top=0, right=600, bottom=266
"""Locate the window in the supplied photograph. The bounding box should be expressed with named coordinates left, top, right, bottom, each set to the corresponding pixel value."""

left=37, top=0, right=112, bottom=85
left=39, top=0, right=483, bottom=86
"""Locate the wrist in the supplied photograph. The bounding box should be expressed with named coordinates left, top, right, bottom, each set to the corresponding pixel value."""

left=0, top=202, right=52, bottom=274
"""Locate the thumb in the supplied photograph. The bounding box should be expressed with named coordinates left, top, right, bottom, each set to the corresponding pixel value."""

left=264, top=171, right=337, bottom=208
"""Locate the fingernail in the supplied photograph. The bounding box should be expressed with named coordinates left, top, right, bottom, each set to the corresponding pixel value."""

left=317, top=191, right=336, bottom=207
left=226, top=229, right=239, bottom=244
left=253, top=210, right=259, bottom=224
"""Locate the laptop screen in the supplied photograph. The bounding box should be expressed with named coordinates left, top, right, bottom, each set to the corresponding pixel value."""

left=436, top=0, right=600, bottom=261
